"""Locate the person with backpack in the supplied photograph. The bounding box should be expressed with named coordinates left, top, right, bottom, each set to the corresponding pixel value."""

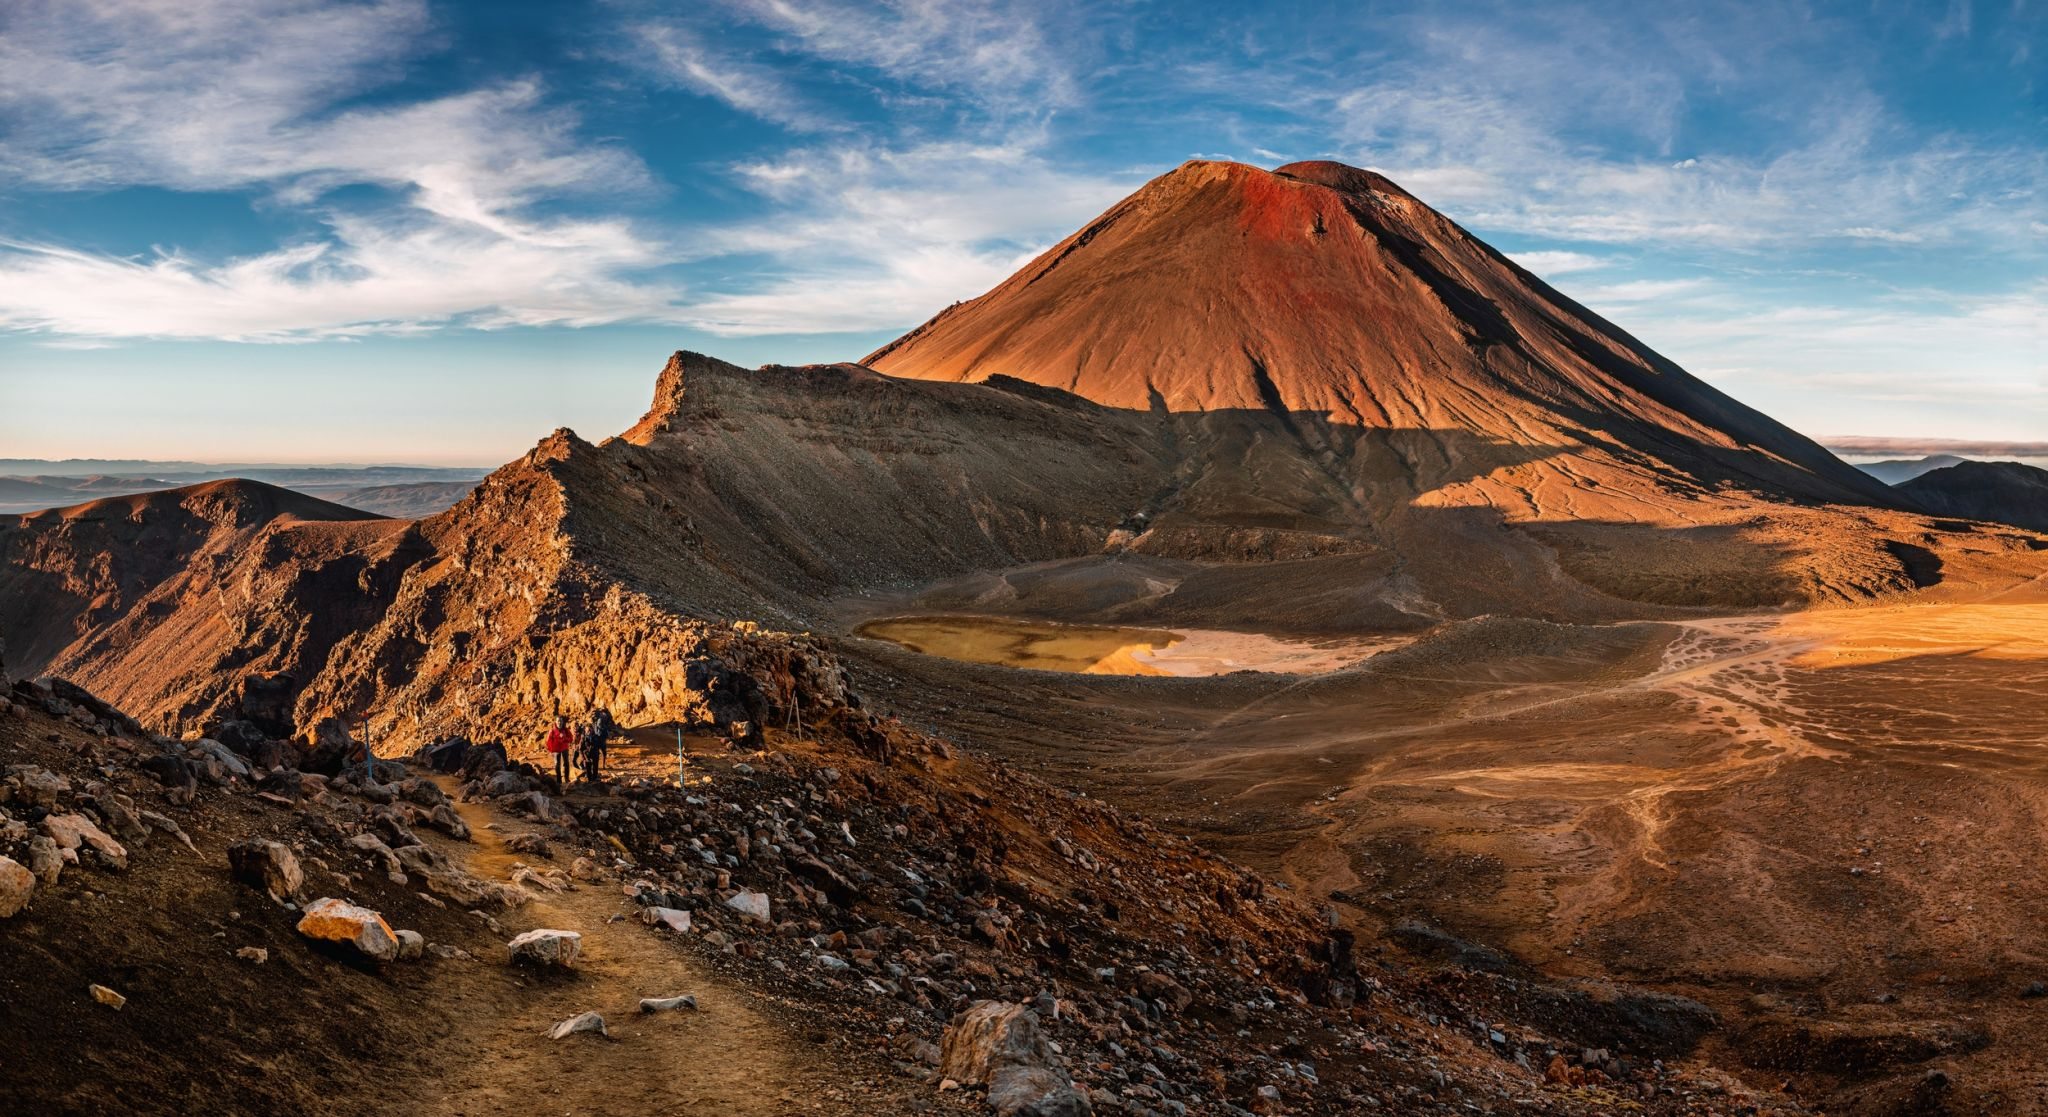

left=579, top=708, right=616, bottom=783
left=544, top=715, right=573, bottom=787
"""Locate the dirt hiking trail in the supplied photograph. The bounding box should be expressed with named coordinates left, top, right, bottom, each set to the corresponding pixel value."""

left=389, top=784, right=855, bottom=1117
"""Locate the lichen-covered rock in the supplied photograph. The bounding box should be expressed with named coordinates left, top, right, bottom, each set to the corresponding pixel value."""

left=940, top=1002, right=1090, bottom=1116
left=296, top=897, right=399, bottom=962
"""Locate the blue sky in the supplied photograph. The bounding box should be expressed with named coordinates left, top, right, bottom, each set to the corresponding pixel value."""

left=0, top=0, right=2041, bottom=465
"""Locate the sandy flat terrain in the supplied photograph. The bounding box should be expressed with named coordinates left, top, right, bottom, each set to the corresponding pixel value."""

left=840, top=593, right=2048, bottom=1109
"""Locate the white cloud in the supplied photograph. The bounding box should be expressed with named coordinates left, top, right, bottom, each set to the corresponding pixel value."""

left=0, top=214, right=677, bottom=341
left=0, top=0, right=671, bottom=341
left=1509, top=250, right=1609, bottom=276
left=636, top=21, right=833, bottom=131
left=676, top=139, right=1136, bottom=335
left=723, top=0, right=1081, bottom=115
left=1287, top=9, right=2048, bottom=252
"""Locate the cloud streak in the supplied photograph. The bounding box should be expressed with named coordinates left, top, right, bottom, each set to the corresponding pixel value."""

left=0, top=0, right=670, bottom=341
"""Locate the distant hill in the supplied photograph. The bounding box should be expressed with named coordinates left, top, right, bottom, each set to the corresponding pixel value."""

left=1898, top=460, right=2048, bottom=532
left=0, top=462, right=487, bottom=515
left=327, top=480, right=477, bottom=518
left=1852, top=454, right=1968, bottom=485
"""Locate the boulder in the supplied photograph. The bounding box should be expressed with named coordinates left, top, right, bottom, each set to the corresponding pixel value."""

left=508, top=928, right=582, bottom=968
left=461, top=743, right=509, bottom=781
left=41, top=813, right=128, bottom=870
left=8, top=765, right=70, bottom=808
left=641, top=906, right=692, bottom=933
left=988, top=1066, right=1092, bottom=1117
left=725, top=890, right=772, bottom=924
left=426, top=803, right=471, bottom=841
left=424, top=737, right=470, bottom=774
left=547, top=1011, right=607, bottom=1040
left=232, top=672, right=296, bottom=739
left=397, top=778, right=448, bottom=809
left=940, top=1001, right=1091, bottom=1114
left=940, top=1001, right=1057, bottom=1086
left=25, top=836, right=62, bottom=885
left=296, top=898, right=400, bottom=962
left=191, top=739, right=252, bottom=779
left=505, top=833, right=553, bottom=858
left=1135, top=970, right=1193, bottom=1014
left=793, top=855, right=861, bottom=908
left=301, top=716, right=359, bottom=775
left=227, top=839, right=304, bottom=903
left=0, top=856, right=34, bottom=918
left=347, top=833, right=404, bottom=876
left=138, top=754, right=194, bottom=789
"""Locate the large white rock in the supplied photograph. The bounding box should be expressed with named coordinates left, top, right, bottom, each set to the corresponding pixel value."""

left=639, top=994, right=698, bottom=1013
left=724, top=890, right=771, bottom=923
left=507, top=928, right=582, bottom=968
left=641, top=906, right=692, bottom=933
left=0, top=855, right=34, bottom=918
left=547, top=1011, right=607, bottom=1039
left=41, top=813, right=127, bottom=871
left=296, top=897, right=400, bottom=962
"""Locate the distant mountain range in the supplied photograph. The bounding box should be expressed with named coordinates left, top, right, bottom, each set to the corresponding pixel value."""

left=1845, top=453, right=1970, bottom=485
left=0, top=461, right=486, bottom=517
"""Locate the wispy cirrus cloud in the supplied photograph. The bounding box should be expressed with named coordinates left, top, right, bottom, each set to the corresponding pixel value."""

left=0, top=0, right=673, bottom=341
left=681, top=139, right=1134, bottom=334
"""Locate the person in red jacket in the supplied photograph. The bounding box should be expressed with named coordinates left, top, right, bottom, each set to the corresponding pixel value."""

left=544, top=715, right=574, bottom=787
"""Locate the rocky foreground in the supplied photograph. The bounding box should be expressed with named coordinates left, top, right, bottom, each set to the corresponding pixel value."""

left=0, top=626, right=1822, bottom=1117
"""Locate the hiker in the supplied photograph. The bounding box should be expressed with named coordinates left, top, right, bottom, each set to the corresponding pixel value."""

left=579, top=708, right=615, bottom=783
left=544, top=715, right=574, bottom=787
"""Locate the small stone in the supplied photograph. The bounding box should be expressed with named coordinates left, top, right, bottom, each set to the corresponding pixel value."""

left=236, top=947, right=269, bottom=963
left=547, top=1011, right=607, bottom=1040
left=89, top=984, right=126, bottom=1009
left=396, top=929, right=425, bottom=961
left=639, top=995, right=698, bottom=1013
left=507, top=928, right=582, bottom=968
left=0, top=856, right=34, bottom=918
left=296, top=897, right=400, bottom=962
left=2024, top=982, right=2047, bottom=999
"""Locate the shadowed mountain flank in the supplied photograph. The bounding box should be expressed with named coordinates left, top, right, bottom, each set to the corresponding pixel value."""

left=1899, top=460, right=2048, bottom=532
